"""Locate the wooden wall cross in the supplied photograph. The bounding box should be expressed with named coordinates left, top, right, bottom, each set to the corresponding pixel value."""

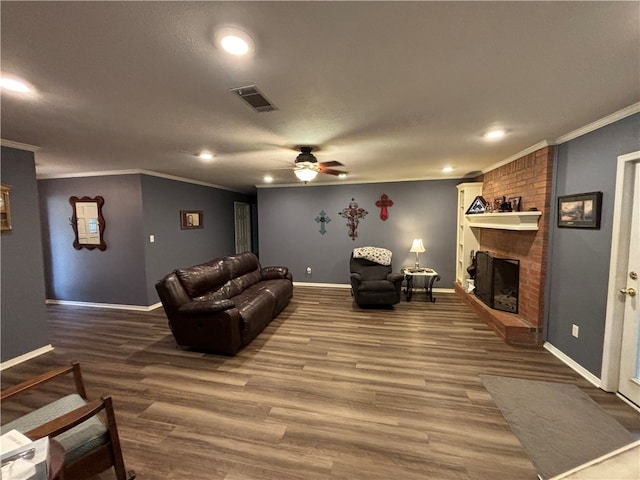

left=375, top=194, right=394, bottom=221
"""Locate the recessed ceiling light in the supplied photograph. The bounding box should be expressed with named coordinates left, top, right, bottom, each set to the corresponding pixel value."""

left=263, top=175, right=273, bottom=183
left=442, top=166, right=454, bottom=173
left=0, top=75, right=33, bottom=93
left=198, top=151, right=214, bottom=161
left=484, top=129, right=506, bottom=140
left=214, top=27, right=254, bottom=56
left=338, top=173, right=347, bottom=179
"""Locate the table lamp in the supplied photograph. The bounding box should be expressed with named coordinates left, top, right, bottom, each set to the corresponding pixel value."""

left=410, top=239, right=425, bottom=268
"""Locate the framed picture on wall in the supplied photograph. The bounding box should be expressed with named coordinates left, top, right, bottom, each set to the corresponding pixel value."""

left=1, top=184, right=12, bottom=232
left=557, top=191, right=602, bottom=229
left=180, top=210, right=203, bottom=230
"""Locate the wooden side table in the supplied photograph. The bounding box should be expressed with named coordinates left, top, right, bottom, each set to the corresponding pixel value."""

left=402, top=268, right=441, bottom=302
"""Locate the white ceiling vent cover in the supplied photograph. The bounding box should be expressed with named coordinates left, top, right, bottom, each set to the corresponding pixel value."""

left=230, top=85, right=277, bottom=112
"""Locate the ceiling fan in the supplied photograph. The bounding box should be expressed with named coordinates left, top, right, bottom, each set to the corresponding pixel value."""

left=293, top=146, right=347, bottom=182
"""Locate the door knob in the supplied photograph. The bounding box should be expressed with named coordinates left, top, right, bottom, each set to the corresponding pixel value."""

left=620, top=287, right=637, bottom=297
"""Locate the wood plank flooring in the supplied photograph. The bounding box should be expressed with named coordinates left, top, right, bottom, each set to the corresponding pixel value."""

left=2, top=286, right=639, bottom=479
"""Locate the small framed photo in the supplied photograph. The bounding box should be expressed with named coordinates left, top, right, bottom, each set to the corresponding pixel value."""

left=180, top=210, right=203, bottom=230
left=557, top=192, right=602, bottom=229
left=494, top=196, right=505, bottom=212
left=1, top=184, right=12, bottom=232
left=508, top=196, right=521, bottom=212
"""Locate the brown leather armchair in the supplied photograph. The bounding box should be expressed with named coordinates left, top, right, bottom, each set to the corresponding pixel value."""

left=350, top=250, right=404, bottom=306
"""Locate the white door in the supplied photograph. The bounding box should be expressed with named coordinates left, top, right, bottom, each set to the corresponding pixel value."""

left=234, top=202, right=251, bottom=254
left=618, top=162, right=640, bottom=405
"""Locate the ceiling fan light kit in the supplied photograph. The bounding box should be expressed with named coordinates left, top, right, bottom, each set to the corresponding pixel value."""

left=293, top=146, right=347, bottom=183
left=294, top=165, right=319, bottom=182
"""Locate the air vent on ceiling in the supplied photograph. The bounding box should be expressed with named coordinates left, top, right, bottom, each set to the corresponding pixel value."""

left=230, top=85, right=277, bottom=112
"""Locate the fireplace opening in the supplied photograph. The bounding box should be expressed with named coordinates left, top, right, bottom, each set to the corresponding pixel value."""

left=475, top=251, right=520, bottom=314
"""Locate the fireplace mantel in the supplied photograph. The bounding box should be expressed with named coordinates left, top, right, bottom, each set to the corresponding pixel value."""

left=466, top=211, right=542, bottom=231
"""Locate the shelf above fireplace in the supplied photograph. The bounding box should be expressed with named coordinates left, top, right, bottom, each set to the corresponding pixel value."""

left=466, top=211, right=542, bottom=231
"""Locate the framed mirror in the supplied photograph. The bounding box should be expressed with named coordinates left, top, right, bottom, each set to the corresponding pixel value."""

left=69, top=196, right=106, bottom=250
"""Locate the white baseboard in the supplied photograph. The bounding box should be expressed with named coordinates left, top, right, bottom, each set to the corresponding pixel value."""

left=293, top=282, right=351, bottom=288
left=292, top=282, right=455, bottom=294
left=544, top=342, right=601, bottom=388
left=46, top=299, right=162, bottom=312
left=1, top=344, right=54, bottom=371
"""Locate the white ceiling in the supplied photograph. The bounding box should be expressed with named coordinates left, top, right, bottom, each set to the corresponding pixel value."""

left=1, top=2, right=638, bottom=193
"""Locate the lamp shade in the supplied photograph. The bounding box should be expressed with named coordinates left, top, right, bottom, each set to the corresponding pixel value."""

left=294, top=166, right=318, bottom=182
left=409, top=238, right=425, bottom=253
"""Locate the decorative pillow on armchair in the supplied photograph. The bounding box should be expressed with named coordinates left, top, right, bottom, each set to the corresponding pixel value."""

left=353, top=246, right=393, bottom=266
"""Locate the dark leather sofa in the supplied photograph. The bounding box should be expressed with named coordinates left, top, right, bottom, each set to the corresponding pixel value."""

left=156, top=252, right=293, bottom=355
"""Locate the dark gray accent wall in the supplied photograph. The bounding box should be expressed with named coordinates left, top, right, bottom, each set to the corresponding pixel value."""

left=258, top=179, right=460, bottom=285
left=38, top=175, right=148, bottom=305
left=38, top=173, right=254, bottom=307
left=140, top=174, right=253, bottom=304
left=1, top=147, right=50, bottom=362
left=547, top=113, right=640, bottom=376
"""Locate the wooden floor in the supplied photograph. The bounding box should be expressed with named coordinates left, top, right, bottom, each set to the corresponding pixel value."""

left=2, top=286, right=639, bottom=480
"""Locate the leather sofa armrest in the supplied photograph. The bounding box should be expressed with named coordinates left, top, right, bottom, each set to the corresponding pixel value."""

left=178, top=299, right=235, bottom=315
left=387, top=272, right=404, bottom=284
left=350, top=272, right=362, bottom=285
left=261, top=266, right=290, bottom=280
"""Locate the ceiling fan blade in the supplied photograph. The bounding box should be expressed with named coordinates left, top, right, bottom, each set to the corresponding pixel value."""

left=319, top=160, right=344, bottom=168
left=320, top=168, right=348, bottom=176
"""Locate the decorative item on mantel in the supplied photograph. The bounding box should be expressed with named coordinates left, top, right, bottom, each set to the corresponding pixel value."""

left=314, top=210, right=331, bottom=235
left=466, top=196, right=487, bottom=214
left=375, top=194, right=393, bottom=220
left=338, top=198, right=368, bottom=241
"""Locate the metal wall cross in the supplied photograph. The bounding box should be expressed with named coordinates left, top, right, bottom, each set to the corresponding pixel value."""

left=339, top=198, right=368, bottom=241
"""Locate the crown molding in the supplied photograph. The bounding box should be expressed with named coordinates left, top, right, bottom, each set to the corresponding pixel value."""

left=37, top=168, right=247, bottom=194
left=1, top=139, right=40, bottom=151
left=482, top=102, right=640, bottom=175
left=482, top=140, right=552, bottom=174
left=555, top=102, right=640, bottom=144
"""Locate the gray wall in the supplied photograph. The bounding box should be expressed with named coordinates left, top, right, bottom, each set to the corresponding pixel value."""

left=140, top=174, right=253, bottom=304
left=547, top=113, right=640, bottom=376
left=258, top=179, right=460, bottom=285
left=1, top=147, right=50, bottom=362
left=39, top=175, right=148, bottom=305
left=38, top=173, right=253, bottom=307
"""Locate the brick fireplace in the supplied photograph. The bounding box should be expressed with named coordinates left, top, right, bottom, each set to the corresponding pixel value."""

left=454, top=146, right=554, bottom=346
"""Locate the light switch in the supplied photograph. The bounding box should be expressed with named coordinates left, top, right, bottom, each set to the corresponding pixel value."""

left=150, top=235, right=155, bottom=243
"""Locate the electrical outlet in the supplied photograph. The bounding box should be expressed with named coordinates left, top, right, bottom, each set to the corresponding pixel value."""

left=572, top=324, right=579, bottom=338
left=306, top=266, right=312, bottom=275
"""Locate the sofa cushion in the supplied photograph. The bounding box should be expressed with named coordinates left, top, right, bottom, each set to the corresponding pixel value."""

left=233, top=287, right=276, bottom=340
left=232, top=269, right=263, bottom=292
left=225, top=252, right=261, bottom=278
left=175, top=259, right=229, bottom=298
left=256, top=279, right=293, bottom=315
left=2, top=394, right=108, bottom=464
left=178, top=299, right=235, bottom=314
